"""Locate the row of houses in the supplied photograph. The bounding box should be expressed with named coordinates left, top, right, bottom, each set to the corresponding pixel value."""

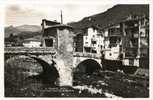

left=74, top=15, right=149, bottom=68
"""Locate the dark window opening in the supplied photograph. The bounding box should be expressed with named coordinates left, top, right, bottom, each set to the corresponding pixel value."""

left=85, top=42, right=88, bottom=44
left=45, top=38, right=53, bottom=47
left=108, top=28, right=121, bottom=35
left=92, top=50, right=97, bottom=53
left=84, top=47, right=91, bottom=53
left=91, top=41, right=97, bottom=44
left=101, top=45, right=103, bottom=49
left=130, top=39, right=138, bottom=47
left=109, top=37, right=121, bottom=44
left=109, top=36, right=121, bottom=47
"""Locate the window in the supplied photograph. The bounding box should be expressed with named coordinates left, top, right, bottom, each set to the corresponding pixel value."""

left=109, top=37, right=121, bottom=44
left=45, top=38, right=53, bottom=47
left=145, top=29, right=149, bottom=37
left=101, top=45, right=103, bottom=49
left=140, top=32, right=145, bottom=37
left=140, top=19, right=145, bottom=26
left=93, top=28, right=96, bottom=32
left=92, top=41, right=97, bottom=44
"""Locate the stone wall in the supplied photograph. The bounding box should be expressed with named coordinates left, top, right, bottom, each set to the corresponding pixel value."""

left=55, top=28, right=74, bottom=86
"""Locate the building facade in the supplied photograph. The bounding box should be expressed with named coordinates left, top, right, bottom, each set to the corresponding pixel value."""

left=102, top=15, right=149, bottom=69
left=74, top=26, right=104, bottom=54
left=122, top=16, right=149, bottom=68
left=41, top=19, right=73, bottom=49
left=103, top=24, right=122, bottom=60
left=41, top=19, right=60, bottom=48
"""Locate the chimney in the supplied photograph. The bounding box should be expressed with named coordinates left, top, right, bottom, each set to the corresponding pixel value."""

left=61, top=10, right=63, bottom=24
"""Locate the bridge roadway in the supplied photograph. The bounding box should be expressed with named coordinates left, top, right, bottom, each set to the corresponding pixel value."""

left=4, top=47, right=56, bottom=54
left=73, top=52, right=101, bottom=59
left=4, top=47, right=101, bottom=59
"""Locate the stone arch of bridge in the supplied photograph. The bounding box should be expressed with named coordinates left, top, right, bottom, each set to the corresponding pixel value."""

left=74, top=59, right=102, bottom=75
left=5, top=55, right=59, bottom=85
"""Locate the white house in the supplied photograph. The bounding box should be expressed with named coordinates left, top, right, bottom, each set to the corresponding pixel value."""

left=23, top=38, right=41, bottom=48
left=83, top=26, right=104, bottom=54
left=103, top=24, right=122, bottom=60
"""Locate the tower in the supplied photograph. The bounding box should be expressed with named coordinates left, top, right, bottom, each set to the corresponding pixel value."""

left=41, top=19, right=74, bottom=86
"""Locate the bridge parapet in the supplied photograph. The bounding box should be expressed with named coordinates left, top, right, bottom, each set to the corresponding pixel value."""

left=73, top=52, right=101, bottom=59
left=5, top=47, right=56, bottom=55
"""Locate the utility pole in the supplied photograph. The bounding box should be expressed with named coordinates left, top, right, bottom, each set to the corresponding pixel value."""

left=61, top=10, right=63, bottom=24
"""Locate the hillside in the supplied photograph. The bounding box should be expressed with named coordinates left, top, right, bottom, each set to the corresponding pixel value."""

left=16, top=25, right=41, bottom=32
left=69, top=4, right=149, bottom=30
left=5, top=25, right=41, bottom=38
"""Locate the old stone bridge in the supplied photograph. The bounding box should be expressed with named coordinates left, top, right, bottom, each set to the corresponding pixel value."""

left=5, top=47, right=102, bottom=86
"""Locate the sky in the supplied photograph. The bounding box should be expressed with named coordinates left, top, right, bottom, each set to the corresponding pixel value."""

left=5, top=2, right=116, bottom=26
